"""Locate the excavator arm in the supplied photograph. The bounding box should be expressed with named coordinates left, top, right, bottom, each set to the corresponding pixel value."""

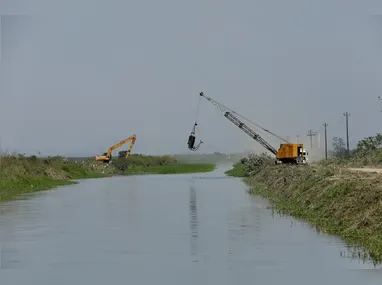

left=124, top=135, right=136, bottom=159
left=199, top=92, right=278, bottom=156
left=96, top=134, right=137, bottom=162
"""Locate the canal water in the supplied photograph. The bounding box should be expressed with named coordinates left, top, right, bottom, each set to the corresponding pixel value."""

left=0, top=164, right=381, bottom=284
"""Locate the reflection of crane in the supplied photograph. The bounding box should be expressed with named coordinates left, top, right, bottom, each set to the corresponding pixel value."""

left=198, top=92, right=308, bottom=164
left=189, top=185, right=198, bottom=259
left=95, top=134, right=136, bottom=163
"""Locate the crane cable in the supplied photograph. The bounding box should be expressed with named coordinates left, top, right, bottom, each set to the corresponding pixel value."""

left=198, top=92, right=289, bottom=143
left=230, top=111, right=289, bottom=143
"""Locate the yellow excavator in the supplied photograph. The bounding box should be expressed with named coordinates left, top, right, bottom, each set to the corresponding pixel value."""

left=95, top=134, right=136, bottom=163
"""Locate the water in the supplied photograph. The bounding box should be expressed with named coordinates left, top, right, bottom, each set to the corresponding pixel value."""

left=0, top=164, right=381, bottom=284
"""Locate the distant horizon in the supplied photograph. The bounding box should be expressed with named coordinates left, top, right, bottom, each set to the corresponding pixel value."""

left=0, top=149, right=253, bottom=157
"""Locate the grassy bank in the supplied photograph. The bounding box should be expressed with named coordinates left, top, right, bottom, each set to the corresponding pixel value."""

left=225, top=151, right=382, bottom=263
left=0, top=153, right=215, bottom=201
left=224, top=162, right=247, bottom=177
left=0, top=154, right=109, bottom=201
left=111, top=154, right=216, bottom=174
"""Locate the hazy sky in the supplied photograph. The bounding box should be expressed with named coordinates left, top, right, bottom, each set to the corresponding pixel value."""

left=1, top=0, right=382, bottom=157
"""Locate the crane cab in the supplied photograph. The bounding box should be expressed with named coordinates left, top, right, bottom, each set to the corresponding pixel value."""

left=275, top=143, right=308, bottom=164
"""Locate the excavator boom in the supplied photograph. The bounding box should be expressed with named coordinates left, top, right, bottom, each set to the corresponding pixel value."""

left=96, top=134, right=136, bottom=162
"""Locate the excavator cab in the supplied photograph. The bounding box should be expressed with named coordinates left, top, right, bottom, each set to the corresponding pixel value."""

left=96, top=152, right=112, bottom=163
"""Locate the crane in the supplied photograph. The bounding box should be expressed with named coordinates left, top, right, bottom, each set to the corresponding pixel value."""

left=95, top=134, right=137, bottom=163
left=198, top=92, right=308, bottom=164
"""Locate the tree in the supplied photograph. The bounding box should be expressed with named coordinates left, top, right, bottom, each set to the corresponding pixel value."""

left=354, top=133, right=382, bottom=153
left=332, top=137, right=346, bottom=158
left=118, top=150, right=127, bottom=158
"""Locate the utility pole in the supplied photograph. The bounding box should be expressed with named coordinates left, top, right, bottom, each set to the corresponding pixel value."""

left=307, top=130, right=315, bottom=150
left=343, top=112, right=350, bottom=157
left=296, top=135, right=300, bottom=143
left=323, top=123, right=328, bottom=159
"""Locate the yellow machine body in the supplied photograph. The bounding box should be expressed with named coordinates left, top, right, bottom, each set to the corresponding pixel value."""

left=276, top=143, right=308, bottom=164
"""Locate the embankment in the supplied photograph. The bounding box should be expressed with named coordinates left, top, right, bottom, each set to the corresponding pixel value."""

left=0, top=154, right=215, bottom=201
left=226, top=155, right=382, bottom=263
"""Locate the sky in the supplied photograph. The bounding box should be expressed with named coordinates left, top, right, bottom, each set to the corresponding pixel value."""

left=1, top=0, right=382, bottom=157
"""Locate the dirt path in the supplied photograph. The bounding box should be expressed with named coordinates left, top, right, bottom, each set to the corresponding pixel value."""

left=348, top=167, right=382, bottom=174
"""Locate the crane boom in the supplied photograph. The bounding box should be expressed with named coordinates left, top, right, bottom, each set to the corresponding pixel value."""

left=223, top=111, right=278, bottom=155
left=199, top=92, right=278, bottom=155
left=199, top=92, right=288, bottom=143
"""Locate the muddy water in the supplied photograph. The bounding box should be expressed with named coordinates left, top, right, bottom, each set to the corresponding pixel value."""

left=0, top=164, right=381, bottom=284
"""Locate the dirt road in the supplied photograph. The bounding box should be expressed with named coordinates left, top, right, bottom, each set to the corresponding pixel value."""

left=348, top=168, right=382, bottom=174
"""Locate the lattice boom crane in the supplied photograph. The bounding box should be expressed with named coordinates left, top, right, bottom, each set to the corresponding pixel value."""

left=198, top=92, right=308, bottom=164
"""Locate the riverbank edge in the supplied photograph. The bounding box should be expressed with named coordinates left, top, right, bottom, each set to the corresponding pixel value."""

left=225, top=162, right=382, bottom=263
left=0, top=163, right=216, bottom=202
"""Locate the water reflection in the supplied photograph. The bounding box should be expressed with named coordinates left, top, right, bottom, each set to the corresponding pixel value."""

left=126, top=175, right=138, bottom=226
left=189, top=185, right=198, bottom=261
left=1, top=170, right=382, bottom=283
left=0, top=245, right=3, bottom=269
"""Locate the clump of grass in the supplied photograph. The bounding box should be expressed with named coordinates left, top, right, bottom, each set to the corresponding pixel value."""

left=225, top=162, right=247, bottom=177
left=225, top=153, right=273, bottom=177
left=0, top=176, right=75, bottom=201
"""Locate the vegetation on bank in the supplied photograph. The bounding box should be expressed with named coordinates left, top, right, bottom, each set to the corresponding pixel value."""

left=225, top=133, right=382, bottom=263
left=0, top=152, right=215, bottom=201
left=224, top=162, right=247, bottom=177
left=111, top=153, right=215, bottom=174
left=173, top=152, right=247, bottom=164
left=327, top=133, right=382, bottom=167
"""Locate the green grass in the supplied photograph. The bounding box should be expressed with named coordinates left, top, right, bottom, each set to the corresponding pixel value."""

left=60, top=164, right=109, bottom=179
left=224, top=162, right=247, bottom=177
left=0, top=153, right=216, bottom=201
left=0, top=176, right=75, bottom=201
